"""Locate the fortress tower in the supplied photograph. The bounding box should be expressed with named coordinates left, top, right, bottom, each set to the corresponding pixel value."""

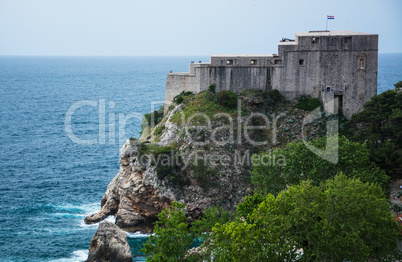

left=165, top=30, right=378, bottom=119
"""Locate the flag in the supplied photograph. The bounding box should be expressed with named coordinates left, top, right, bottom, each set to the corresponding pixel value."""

left=327, top=15, right=335, bottom=19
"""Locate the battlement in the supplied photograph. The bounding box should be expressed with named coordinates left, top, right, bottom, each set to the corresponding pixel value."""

left=165, top=30, right=378, bottom=119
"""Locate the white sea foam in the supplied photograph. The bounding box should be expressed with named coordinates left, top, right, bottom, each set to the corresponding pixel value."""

left=127, top=231, right=152, bottom=238
left=105, top=215, right=116, bottom=223
left=50, top=249, right=88, bottom=262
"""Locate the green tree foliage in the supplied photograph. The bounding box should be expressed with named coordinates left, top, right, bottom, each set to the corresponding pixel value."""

left=174, top=91, right=194, bottom=104
left=236, top=193, right=264, bottom=222
left=251, top=135, right=390, bottom=196
left=296, top=95, right=321, bottom=111
left=350, top=83, right=402, bottom=177
left=211, top=175, right=399, bottom=261
left=141, top=105, right=164, bottom=135
left=208, top=83, right=216, bottom=93
left=217, top=90, right=238, bottom=109
left=141, top=202, right=196, bottom=261
left=394, top=80, right=402, bottom=89
left=141, top=203, right=232, bottom=261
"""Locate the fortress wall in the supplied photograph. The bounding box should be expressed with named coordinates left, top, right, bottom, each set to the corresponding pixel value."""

left=342, top=92, right=364, bottom=119
left=207, top=67, right=272, bottom=93
left=164, top=72, right=200, bottom=111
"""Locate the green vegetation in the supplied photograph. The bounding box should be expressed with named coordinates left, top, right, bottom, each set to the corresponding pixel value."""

left=212, top=175, right=399, bottom=261
left=141, top=105, right=164, bottom=135
left=208, top=83, right=216, bottom=93
left=142, top=176, right=399, bottom=261
left=170, top=90, right=238, bottom=125
left=267, top=89, right=285, bottom=104
left=296, top=94, right=321, bottom=111
left=349, top=82, right=402, bottom=178
left=173, top=91, right=194, bottom=104
left=217, top=90, right=238, bottom=109
left=394, top=80, right=402, bottom=89
left=153, top=125, right=165, bottom=138
left=141, top=202, right=197, bottom=261
left=251, top=135, right=390, bottom=196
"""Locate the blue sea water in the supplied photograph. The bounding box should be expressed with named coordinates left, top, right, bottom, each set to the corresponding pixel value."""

left=0, top=54, right=400, bottom=262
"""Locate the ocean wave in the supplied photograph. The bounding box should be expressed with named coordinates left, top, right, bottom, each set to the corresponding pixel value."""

left=49, top=249, right=88, bottom=262
left=127, top=232, right=151, bottom=238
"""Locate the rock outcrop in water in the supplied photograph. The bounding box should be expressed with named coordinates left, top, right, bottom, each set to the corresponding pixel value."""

left=85, top=90, right=334, bottom=232
left=86, top=221, right=132, bottom=262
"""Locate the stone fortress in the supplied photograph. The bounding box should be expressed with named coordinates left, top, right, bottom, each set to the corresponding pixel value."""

left=165, top=30, right=378, bottom=119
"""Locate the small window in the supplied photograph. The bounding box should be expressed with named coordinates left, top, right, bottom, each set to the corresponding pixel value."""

left=250, top=59, right=257, bottom=65
left=274, top=59, right=281, bottom=65
left=226, top=60, right=233, bottom=65
left=359, top=59, right=365, bottom=70
left=312, top=37, right=319, bottom=44
left=345, top=37, right=352, bottom=44
left=358, top=53, right=366, bottom=70
left=299, top=59, right=305, bottom=66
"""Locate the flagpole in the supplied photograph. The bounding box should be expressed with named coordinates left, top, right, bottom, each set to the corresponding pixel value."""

left=326, top=16, right=328, bottom=31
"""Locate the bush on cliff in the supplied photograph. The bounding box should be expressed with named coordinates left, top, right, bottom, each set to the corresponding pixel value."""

left=138, top=143, right=183, bottom=185
left=296, top=94, right=321, bottom=111
left=217, top=90, right=238, bottom=109
left=208, top=83, right=216, bottom=93
left=141, top=105, right=164, bottom=135
left=174, top=91, right=194, bottom=104
left=170, top=91, right=237, bottom=125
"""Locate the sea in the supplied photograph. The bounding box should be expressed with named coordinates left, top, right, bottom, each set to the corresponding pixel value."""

left=0, top=54, right=401, bottom=262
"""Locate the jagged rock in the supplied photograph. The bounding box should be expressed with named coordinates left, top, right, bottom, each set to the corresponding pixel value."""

left=86, top=221, right=132, bottom=262
left=85, top=138, right=182, bottom=232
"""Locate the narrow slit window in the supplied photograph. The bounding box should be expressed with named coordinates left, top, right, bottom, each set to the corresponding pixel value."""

left=274, top=59, right=281, bottom=65
left=299, top=59, right=305, bottom=66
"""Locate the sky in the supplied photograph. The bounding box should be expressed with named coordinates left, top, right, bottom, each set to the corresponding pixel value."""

left=0, top=0, right=401, bottom=56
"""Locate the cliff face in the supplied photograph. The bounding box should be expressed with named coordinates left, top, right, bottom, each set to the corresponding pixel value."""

left=85, top=90, right=335, bottom=232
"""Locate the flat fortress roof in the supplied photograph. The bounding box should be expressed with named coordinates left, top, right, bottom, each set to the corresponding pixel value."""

left=211, top=54, right=275, bottom=57
left=296, top=30, right=377, bottom=36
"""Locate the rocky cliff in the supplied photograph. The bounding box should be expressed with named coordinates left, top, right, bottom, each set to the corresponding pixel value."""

left=85, top=90, right=338, bottom=232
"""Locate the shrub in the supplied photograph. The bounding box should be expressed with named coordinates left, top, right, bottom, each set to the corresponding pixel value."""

left=138, top=143, right=182, bottom=185
left=140, top=105, right=164, bottom=135
left=154, top=125, right=165, bottom=137
left=174, top=91, right=194, bottom=104
left=296, top=95, right=321, bottom=111
left=267, top=89, right=284, bottom=103
left=394, top=80, right=402, bottom=89
left=217, top=90, right=238, bottom=109
left=208, top=83, right=216, bottom=93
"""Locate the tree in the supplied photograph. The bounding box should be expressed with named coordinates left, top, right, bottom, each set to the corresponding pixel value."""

left=251, top=135, right=390, bottom=196
left=350, top=83, right=402, bottom=177
left=212, top=175, right=400, bottom=261
left=141, top=203, right=232, bottom=261
left=141, top=202, right=196, bottom=261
